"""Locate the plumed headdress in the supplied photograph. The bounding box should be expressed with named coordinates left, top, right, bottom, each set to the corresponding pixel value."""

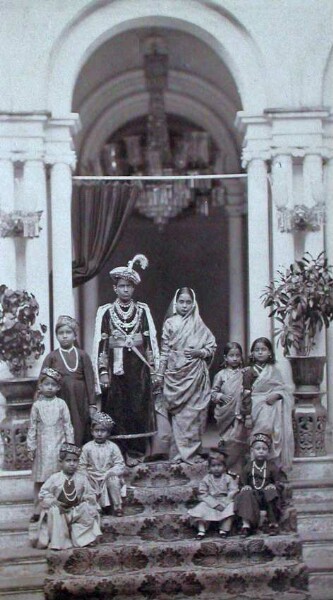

left=109, top=254, right=149, bottom=285
left=59, top=442, right=82, bottom=458
left=39, top=367, right=62, bottom=384
left=91, top=411, right=115, bottom=431
left=250, top=432, right=272, bottom=449
left=55, top=315, right=79, bottom=336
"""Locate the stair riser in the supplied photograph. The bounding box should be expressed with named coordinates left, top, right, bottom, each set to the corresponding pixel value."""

left=0, top=560, right=47, bottom=579
left=291, top=459, right=333, bottom=481
left=0, top=530, right=29, bottom=549
left=44, top=563, right=309, bottom=600
left=0, top=474, right=33, bottom=502
left=48, top=537, right=303, bottom=576
left=302, top=542, right=333, bottom=570
left=0, top=591, right=44, bottom=600
left=309, top=573, right=333, bottom=600
left=292, top=488, right=333, bottom=503
left=0, top=502, right=32, bottom=523
left=296, top=513, right=333, bottom=536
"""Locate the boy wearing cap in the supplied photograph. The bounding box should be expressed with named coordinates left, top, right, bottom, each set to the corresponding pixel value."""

left=36, top=443, right=101, bottom=550
left=27, top=367, right=74, bottom=522
left=92, top=255, right=159, bottom=466
left=79, top=412, right=126, bottom=516
left=234, top=432, right=283, bottom=537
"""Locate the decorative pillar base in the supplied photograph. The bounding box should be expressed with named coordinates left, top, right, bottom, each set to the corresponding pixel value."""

left=0, top=378, right=37, bottom=470
left=292, top=393, right=327, bottom=457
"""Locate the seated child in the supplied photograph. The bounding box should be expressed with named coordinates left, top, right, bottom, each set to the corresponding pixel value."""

left=234, top=432, right=284, bottom=537
left=79, top=412, right=126, bottom=516
left=27, top=367, right=74, bottom=522
left=36, top=443, right=101, bottom=550
left=188, top=450, right=238, bottom=539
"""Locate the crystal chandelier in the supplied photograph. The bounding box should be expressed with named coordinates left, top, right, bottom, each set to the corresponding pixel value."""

left=101, top=36, right=220, bottom=228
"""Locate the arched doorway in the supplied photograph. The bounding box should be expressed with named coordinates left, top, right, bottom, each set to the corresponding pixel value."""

left=70, top=25, right=246, bottom=370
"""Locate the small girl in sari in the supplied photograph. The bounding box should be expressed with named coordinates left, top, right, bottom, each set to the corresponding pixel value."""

left=248, top=337, right=294, bottom=470
left=41, top=315, right=97, bottom=446
left=156, top=288, right=216, bottom=464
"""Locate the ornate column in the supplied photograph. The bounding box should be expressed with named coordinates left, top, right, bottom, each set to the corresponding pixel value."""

left=224, top=180, right=246, bottom=350
left=50, top=160, right=75, bottom=322
left=0, top=158, right=16, bottom=288
left=325, top=156, right=333, bottom=429
left=23, top=159, right=51, bottom=366
left=246, top=157, right=272, bottom=342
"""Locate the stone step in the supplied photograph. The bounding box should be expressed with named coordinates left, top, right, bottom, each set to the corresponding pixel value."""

left=43, top=560, right=309, bottom=600
left=296, top=501, right=333, bottom=536
left=47, top=534, right=303, bottom=576
left=0, top=518, right=30, bottom=549
left=291, top=478, right=333, bottom=503
left=127, top=460, right=207, bottom=487
left=0, top=499, right=33, bottom=523
left=309, top=572, right=333, bottom=600
left=290, top=456, right=333, bottom=481
left=0, top=470, right=33, bottom=502
left=0, top=574, right=44, bottom=600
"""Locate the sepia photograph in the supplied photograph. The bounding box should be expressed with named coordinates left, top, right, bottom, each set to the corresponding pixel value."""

left=0, top=1, right=332, bottom=598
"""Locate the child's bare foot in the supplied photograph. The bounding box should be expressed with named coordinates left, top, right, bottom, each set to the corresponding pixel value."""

left=240, top=527, right=251, bottom=538
left=114, top=507, right=123, bottom=517
left=268, top=523, right=279, bottom=536
left=196, top=531, right=206, bottom=540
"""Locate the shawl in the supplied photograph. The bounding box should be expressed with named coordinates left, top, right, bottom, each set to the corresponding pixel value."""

left=213, top=368, right=244, bottom=434
left=251, top=363, right=294, bottom=470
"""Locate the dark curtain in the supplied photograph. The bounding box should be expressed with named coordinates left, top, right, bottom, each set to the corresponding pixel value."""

left=72, top=181, right=140, bottom=287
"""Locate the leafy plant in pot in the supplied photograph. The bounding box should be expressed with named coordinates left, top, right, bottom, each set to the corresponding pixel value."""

left=0, top=285, right=47, bottom=469
left=261, top=252, right=333, bottom=456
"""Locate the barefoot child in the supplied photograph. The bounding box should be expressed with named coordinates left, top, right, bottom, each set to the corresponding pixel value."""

left=27, top=368, right=74, bottom=522
left=234, top=433, right=284, bottom=537
left=41, top=315, right=97, bottom=445
left=188, top=451, right=238, bottom=539
left=36, top=443, right=101, bottom=550
left=79, top=412, right=126, bottom=516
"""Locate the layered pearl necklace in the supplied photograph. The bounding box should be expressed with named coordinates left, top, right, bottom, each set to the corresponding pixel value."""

left=251, top=460, right=267, bottom=490
left=62, top=477, right=77, bottom=504
left=111, top=302, right=142, bottom=332
left=59, top=346, right=79, bottom=373
left=114, top=299, right=136, bottom=320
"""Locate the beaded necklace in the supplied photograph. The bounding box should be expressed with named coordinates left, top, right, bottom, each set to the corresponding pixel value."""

left=59, top=346, right=79, bottom=373
left=61, top=477, right=78, bottom=503
left=251, top=460, right=267, bottom=490
left=115, top=299, right=135, bottom=321
left=111, top=303, right=142, bottom=332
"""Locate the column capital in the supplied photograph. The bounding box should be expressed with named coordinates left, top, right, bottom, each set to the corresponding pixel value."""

left=242, top=150, right=271, bottom=168
left=46, top=154, right=76, bottom=169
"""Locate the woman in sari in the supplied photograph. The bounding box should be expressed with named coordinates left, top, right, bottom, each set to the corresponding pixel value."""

left=249, top=337, right=294, bottom=470
left=156, top=288, right=216, bottom=464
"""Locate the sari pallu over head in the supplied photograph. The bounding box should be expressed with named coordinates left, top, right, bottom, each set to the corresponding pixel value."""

left=162, top=289, right=216, bottom=413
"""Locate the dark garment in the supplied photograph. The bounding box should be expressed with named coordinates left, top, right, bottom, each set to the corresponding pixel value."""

left=41, top=349, right=96, bottom=446
left=234, top=459, right=283, bottom=528
left=100, top=305, right=156, bottom=456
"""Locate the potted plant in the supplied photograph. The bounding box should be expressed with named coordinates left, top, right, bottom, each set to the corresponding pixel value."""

left=0, top=285, right=47, bottom=469
left=261, top=252, right=333, bottom=456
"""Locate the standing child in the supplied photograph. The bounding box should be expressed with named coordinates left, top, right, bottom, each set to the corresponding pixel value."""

left=234, top=433, right=284, bottom=537
left=188, top=451, right=238, bottom=539
left=36, top=443, right=101, bottom=550
left=41, top=315, right=97, bottom=446
left=27, top=368, right=74, bottom=522
left=248, top=337, right=294, bottom=470
left=211, top=342, right=252, bottom=471
left=79, top=412, right=126, bottom=516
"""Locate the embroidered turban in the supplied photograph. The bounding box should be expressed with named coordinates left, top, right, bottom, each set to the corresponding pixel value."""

left=59, top=443, right=82, bottom=458
left=91, top=411, right=115, bottom=431
left=250, top=432, right=272, bottom=449
left=39, top=367, right=62, bottom=384
left=109, top=254, right=148, bottom=285
left=55, top=315, right=79, bottom=335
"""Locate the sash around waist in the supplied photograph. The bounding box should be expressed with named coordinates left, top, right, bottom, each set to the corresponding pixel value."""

left=109, top=332, right=144, bottom=349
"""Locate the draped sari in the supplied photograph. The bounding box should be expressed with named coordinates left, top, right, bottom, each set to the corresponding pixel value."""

left=251, top=364, right=294, bottom=470
left=159, top=291, right=216, bottom=463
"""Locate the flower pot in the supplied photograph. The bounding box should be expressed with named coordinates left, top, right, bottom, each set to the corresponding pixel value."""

left=0, top=377, right=38, bottom=470
left=287, top=356, right=327, bottom=457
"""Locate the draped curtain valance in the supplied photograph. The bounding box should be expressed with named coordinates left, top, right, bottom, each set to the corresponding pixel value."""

left=72, top=181, right=140, bottom=287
